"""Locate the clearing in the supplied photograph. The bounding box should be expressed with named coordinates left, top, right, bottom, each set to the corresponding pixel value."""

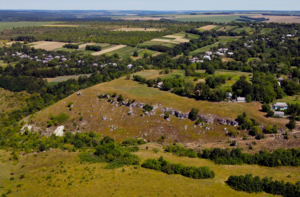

left=46, top=74, right=92, bottom=86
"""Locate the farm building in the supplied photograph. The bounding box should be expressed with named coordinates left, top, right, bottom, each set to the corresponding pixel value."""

left=274, top=111, right=284, bottom=117
left=273, top=102, right=288, bottom=110
left=236, top=97, right=246, bottom=103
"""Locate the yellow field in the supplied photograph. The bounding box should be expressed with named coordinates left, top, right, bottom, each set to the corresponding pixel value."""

left=30, top=41, right=70, bottom=50
left=1, top=146, right=299, bottom=197
left=199, top=25, right=217, bottom=30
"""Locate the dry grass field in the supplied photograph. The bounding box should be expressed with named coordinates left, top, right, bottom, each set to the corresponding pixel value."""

left=91, top=45, right=126, bottom=56
left=250, top=14, right=300, bottom=23
left=0, top=88, right=30, bottom=114
left=30, top=41, right=70, bottom=50
left=1, top=146, right=299, bottom=197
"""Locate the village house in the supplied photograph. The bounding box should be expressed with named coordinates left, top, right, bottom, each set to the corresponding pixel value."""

left=157, top=82, right=163, bottom=89
left=61, top=58, right=67, bottom=61
left=205, top=51, right=212, bottom=56
left=273, top=102, right=288, bottom=110
left=93, top=63, right=98, bottom=66
left=236, top=97, right=246, bottom=103
left=227, top=52, right=234, bottom=56
left=127, top=64, right=133, bottom=69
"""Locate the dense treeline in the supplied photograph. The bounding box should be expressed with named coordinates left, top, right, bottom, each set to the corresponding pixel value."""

left=63, top=44, right=79, bottom=49
left=164, top=144, right=300, bottom=167
left=227, top=174, right=300, bottom=197
left=85, top=45, right=101, bottom=51
left=141, top=156, right=215, bottom=179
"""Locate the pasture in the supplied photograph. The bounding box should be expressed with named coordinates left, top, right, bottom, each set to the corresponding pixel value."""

left=91, top=45, right=127, bottom=56
left=233, top=27, right=253, bottom=34
left=0, top=21, right=63, bottom=30
left=1, top=146, right=299, bottom=197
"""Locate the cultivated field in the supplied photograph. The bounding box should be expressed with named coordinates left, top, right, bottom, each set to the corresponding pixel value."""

left=0, top=21, right=63, bottom=30
left=105, top=46, right=140, bottom=59
left=1, top=147, right=300, bottom=197
left=113, top=28, right=163, bottom=31
left=137, top=33, right=191, bottom=48
left=42, top=24, right=80, bottom=27
left=91, top=45, right=126, bottom=56
left=30, top=41, right=70, bottom=50
left=198, top=25, right=217, bottom=31
left=250, top=14, right=300, bottom=23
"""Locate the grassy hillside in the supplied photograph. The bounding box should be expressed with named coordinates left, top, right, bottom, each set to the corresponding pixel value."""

left=0, top=88, right=30, bottom=114
left=23, top=69, right=296, bottom=151
left=1, top=144, right=300, bottom=197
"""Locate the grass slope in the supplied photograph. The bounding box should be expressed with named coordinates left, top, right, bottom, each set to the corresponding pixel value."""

left=1, top=146, right=300, bottom=197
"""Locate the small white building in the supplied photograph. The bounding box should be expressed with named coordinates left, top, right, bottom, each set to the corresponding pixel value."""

left=237, top=97, right=246, bottom=103
left=93, top=63, right=98, bottom=66
left=286, top=34, right=293, bottom=37
left=227, top=52, right=234, bottom=56
left=274, top=111, right=284, bottom=117
left=127, top=64, right=133, bottom=69
left=203, top=55, right=211, bottom=60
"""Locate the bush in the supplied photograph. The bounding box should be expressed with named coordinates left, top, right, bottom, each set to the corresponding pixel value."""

left=143, top=104, right=153, bottom=112
left=85, top=45, right=101, bottom=51
left=63, top=44, right=79, bottom=49
left=189, top=108, right=199, bottom=121
left=206, top=65, right=215, bottom=74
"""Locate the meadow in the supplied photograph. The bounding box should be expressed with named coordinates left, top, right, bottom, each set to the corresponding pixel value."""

left=1, top=145, right=300, bottom=197
left=46, top=74, right=92, bottom=86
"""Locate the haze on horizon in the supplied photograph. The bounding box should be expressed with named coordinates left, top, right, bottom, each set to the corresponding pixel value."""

left=1, top=0, right=299, bottom=11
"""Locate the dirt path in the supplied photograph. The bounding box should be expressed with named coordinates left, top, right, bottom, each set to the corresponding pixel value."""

left=91, top=45, right=126, bottom=56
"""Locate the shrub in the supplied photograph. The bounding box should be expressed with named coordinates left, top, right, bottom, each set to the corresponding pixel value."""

left=143, top=104, right=153, bottom=112
left=189, top=108, right=199, bottom=121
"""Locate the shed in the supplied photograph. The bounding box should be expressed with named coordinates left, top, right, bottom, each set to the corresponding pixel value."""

left=237, top=97, right=246, bottom=103
left=274, top=111, right=284, bottom=117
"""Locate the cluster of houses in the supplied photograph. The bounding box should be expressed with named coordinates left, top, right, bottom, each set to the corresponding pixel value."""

left=10, top=52, right=68, bottom=63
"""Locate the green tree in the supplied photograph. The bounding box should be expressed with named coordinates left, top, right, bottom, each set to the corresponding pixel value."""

left=189, top=108, right=199, bottom=121
left=287, top=119, right=296, bottom=130
left=133, top=51, right=138, bottom=57
left=206, top=65, right=215, bottom=74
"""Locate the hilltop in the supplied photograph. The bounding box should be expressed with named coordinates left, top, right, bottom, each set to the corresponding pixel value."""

left=23, top=70, right=298, bottom=151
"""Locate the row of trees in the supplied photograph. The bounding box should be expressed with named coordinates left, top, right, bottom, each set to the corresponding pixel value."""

left=164, top=144, right=300, bottom=167
left=141, top=156, right=215, bottom=179
left=227, top=174, right=300, bottom=197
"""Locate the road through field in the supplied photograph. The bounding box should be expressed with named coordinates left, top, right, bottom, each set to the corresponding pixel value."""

left=91, top=45, right=126, bottom=56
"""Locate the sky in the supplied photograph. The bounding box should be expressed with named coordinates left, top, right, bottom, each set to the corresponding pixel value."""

left=1, top=0, right=299, bottom=10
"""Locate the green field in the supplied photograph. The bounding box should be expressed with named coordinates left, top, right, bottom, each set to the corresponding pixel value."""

left=105, top=46, right=140, bottom=59
left=172, top=33, right=200, bottom=39
left=217, top=26, right=239, bottom=32
left=261, top=28, right=273, bottom=34
left=0, top=21, right=63, bottom=30
left=276, top=95, right=300, bottom=104
left=233, top=27, right=253, bottom=34
left=47, top=74, right=92, bottom=86
left=137, top=49, right=159, bottom=57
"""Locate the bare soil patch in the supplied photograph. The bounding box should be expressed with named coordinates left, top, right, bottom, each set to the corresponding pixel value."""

left=5, top=41, right=24, bottom=46
left=91, top=45, right=126, bottom=56
left=199, top=25, right=217, bottom=30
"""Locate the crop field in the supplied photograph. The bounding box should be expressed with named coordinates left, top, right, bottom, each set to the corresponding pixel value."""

left=233, top=27, right=253, bottom=34
left=91, top=45, right=127, bottom=56
left=104, top=46, right=140, bottom=59
left=137, top=49, right=159, bottom=57
left=217, top=26, right=238, bottom=32
left=52, top=43, right=112, bottom=54
left=198, top=25, right=217, bottom=31
left=30, top=41, right=70, bottom=51
left=137, top=33, right=191, bottom=48
left=46, top=74, right=92, bottom=86
left=1, top=145, right=299, bottom=197
left=113, top=28, right=163, bottom=31
left=169, top=15, right=243, bottom=23
left=191, top=42, right=220, bottom=54
left=0, top=21, right=63, bottom=30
